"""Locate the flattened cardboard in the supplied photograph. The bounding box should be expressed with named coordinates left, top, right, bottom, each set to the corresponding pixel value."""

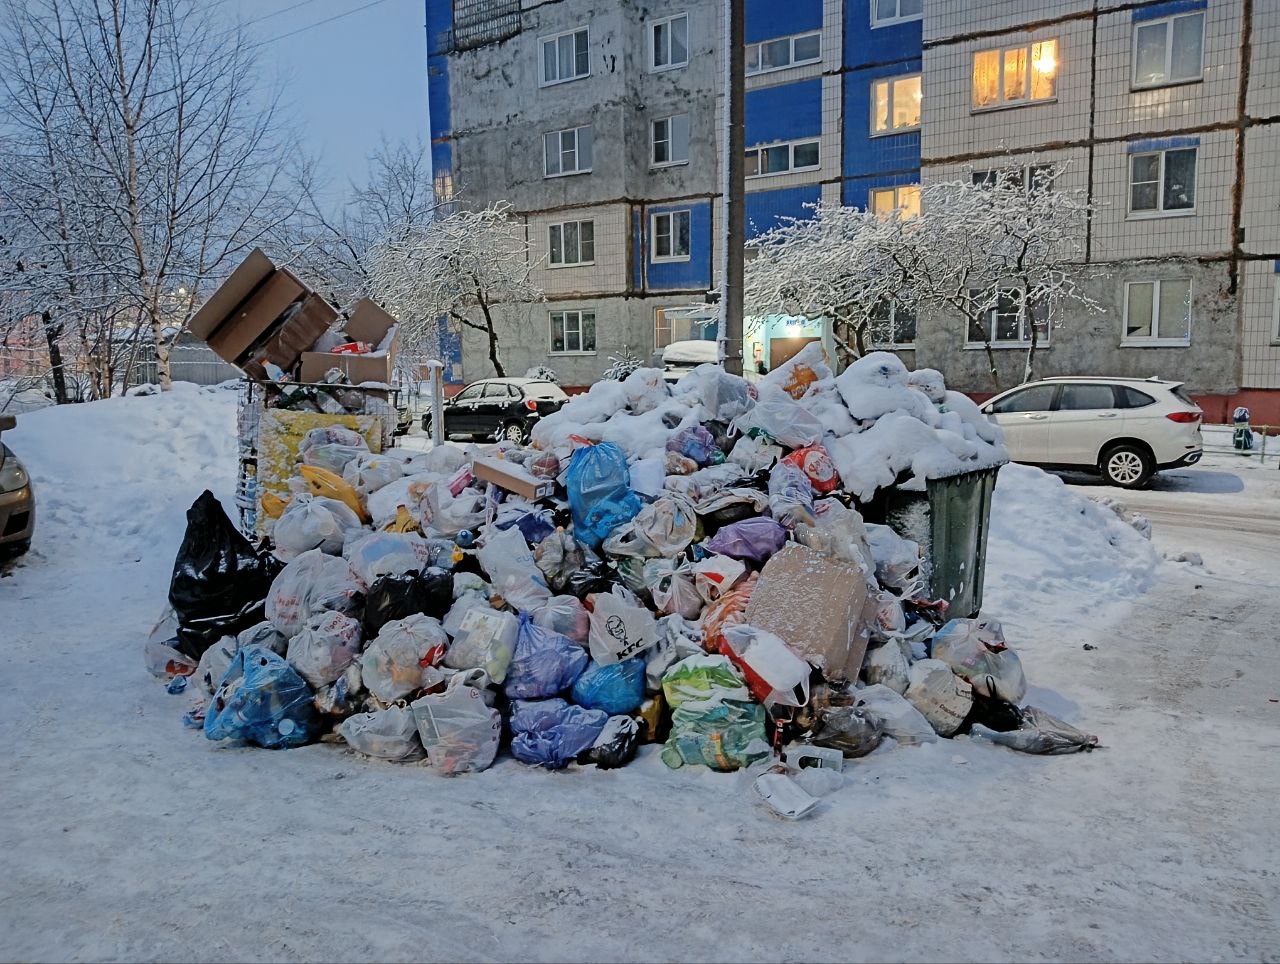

left=206, top=268, right=306, bottom=364
left=188, top=249, right=274, bottom=341
left=298, top=298, right=399, bottom=385
left=472, top=456, right=555, bottom=501
left=744, top=543, right=871, bottom=682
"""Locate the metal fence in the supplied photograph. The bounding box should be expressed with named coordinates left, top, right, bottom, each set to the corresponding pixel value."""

left=1201, top=424, right=1276, bottom=464
left=136, top=344, right=240, bottom=387
left=450, top=0, right=520, bottom=50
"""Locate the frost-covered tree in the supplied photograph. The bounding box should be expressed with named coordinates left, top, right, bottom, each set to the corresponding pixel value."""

left=362, top=201, right=543, bottom=378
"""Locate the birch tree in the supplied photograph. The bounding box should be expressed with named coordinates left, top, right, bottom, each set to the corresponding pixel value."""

left=362, top=201, right=543, bottom=378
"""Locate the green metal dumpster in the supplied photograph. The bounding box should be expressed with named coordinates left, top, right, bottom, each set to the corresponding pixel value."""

left=883, top=465, right=1001, bottom=619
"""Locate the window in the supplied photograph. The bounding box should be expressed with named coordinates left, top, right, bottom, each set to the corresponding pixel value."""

left=1128, top=147, right=1196, bottom=215
left=870, top=184, right=921, bottom=218
left=550, top=309, right=596, bottom=353
left=651, top=114, right=690, bottom=167
left=1114, top=386, right=1157, bottom=409
left=972, top=164, right=1055, bottom=192
left=543, top=125, right=593, bottom=177
left=967, top=288, right=1049, bottom=346
left=871, top=300, right=917, bottom=347
left=871, top=74, right=921, bottom=134
left=453, top=383, right=485, bottom=402
left=990, top=384, right=1057, bottom=414
left=548, top=219, right=595, bottom=267
left=650, top=14, right=689, bottom=70
left=1058, top=384, right=1116, bottom=411
left=1133, top=11, right=1204, bottom=88
left=972, top=39, right=1058, bottom=109
left=651, top=210, right=691, bottom=262
left=540, top=27, right=590, bottom=85
left=654, top=307, right=709, bottom=348
left=483, top=383, right=514, bottom=400
left=871, top=0, right=922, bottom=27
left=746, top=31, right=821, bottom=75
left=1123, top=279, right=1191, bottom=345
left=745, top=139, right=820, bottom=177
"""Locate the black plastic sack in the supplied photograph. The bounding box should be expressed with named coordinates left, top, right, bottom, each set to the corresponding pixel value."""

left=564, top=558, right=613, bottom=600
left=580, top=715, right=641, bottom=769
left=363, top=567, right=454, bottom=638
left=964, top=693, right=1026, bottom=733
left=169, top=491, right=280, bottom=660
left=811, top=705, right=885, bottom=758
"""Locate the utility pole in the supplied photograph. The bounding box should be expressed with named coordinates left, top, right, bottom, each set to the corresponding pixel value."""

left=720, top=0, right=746, bottom=376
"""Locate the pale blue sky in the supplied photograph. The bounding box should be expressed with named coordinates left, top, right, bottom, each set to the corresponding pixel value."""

left=227, top=0, right=431, bottom=203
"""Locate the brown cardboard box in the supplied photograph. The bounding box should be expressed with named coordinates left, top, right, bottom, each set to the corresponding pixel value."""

left=471, top=456, right=555, bottom=501
left=188, top=249, right=275, bottom=341
left=206, top=269, right=306, bottom=363
left=241, top=294, right=338, bottom=380
left=298, top=298, right=398, bottom=385
left=744, top=543, right=871, bottom=682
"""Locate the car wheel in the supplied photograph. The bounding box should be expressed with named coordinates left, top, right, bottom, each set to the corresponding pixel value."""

left=1, top=538, right=30, bottom=558
left=502, top=422, right=526, bottom=444
left=1100, top=444, right=1153, bottom=489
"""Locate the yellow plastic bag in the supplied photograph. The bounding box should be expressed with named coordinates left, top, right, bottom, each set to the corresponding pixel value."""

left=259, top=491, right=290, bottom=520
left=299, top=464, right=369, bottom=523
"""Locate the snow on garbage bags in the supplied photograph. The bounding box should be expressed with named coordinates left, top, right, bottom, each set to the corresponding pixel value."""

left=169, top=491, right=280, bottom=659
left=509, top=698, right=608, bottom=770
left=205, top=645, right=318, bottom=749
left=412, top=671, right=502, bottom=775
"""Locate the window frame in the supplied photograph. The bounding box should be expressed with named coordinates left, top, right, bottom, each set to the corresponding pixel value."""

left=1273, top=275, right=1280, bottom=344
left=650, top=113, right=690, bottom=168
left=543, top=125, right=593, bottom=178
left=650, top=209, right=692, bottom=263
left=744, top=138, right=821, bottom=178
left=1121, top=278, right=1192, bottom=347
left=539, top=25, right=591, bottom=87
left=745, top=30, right=822, bottom=76
left=972, top=164, right=1056, bottom=192
left=1126, top=146, right=1197, bottom=218
left=869, top=184, right=921, bottom=218
left=1131, top=11, right=1205, bottom=90
left=649, top=13, right=689, bottom=72
left=870, top=0, right=923, bottom=28
left=871, top=300, right=917, bottom=349
left=971, top=39, right=1059, bottom=112
left=549, top=308, right=597, bottom=355
left=989, top=383, right=1059, bottom=415
left=965, top=287, right=1051, bottom=349
left=547, top=218, right=596, bottom=268
left=870, top=73, right=922, bottom=136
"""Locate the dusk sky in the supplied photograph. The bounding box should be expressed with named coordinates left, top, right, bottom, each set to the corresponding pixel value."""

left=227, top=0, right=431, bottom=205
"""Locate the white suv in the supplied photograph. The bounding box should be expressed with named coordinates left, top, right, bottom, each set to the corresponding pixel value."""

left=980, top=376, right=1203, bottom=488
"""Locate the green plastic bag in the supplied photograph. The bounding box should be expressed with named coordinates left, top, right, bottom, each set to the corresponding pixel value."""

left=660, top=699, right=770, bottom=771
left=660, top=654, right=750, bottom=708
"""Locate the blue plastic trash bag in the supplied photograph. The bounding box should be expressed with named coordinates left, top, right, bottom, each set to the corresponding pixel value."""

left=665, top=425, right=718, bottom=467
left=704, top=517, right=788, bottom=563
left=509, top=698, right=608, bottom=769
left=571, top=657, right=646, bottom=715
left=204, top=645, right=318, bottom=749
left=503, top=614, right=589, bottom=700
left=566, top=442, right=642, bottom=548
left=496, top=505, right=557, bottom=546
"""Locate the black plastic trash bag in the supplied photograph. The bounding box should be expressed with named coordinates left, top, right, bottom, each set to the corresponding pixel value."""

left=363, top=567, right=454, bottom=637
left=971, top=706, right=1099, bottom=755
left=581, top=715, right=641, bottom=769
left=169, top=491, right=280, bottom=659
left=810, top=705, right=885, bottom=758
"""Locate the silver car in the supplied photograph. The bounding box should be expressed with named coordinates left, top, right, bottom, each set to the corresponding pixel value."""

left=0, top=415, right=34, bottom=555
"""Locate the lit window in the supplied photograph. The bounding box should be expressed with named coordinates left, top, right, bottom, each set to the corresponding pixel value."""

left=540, top=27, right=590, bottom=86
left=651, top=210, right=691, bottom=262
left=550, top=309, right=596, bottom=353
left=967, top=288, right=1050, bottom=345
left=650, top=14, right=689, bottom=70
left=869, top=184, right=920, bottom=217
left=548, top=219, right=595, bottom=267
left=972, top=39, right=1058, bottom=109
left=1123, top=279, right=1191, bottom=344
left=745, top=31, right=821, bottom=75
left=651, top=114, right=690, bottom=167
left=1133, top=12, right=1204, bottom=88
left=872, top=300, right=917, bottom=347
left=871, top=0, right=923, bottom=27
left=1128, top=147, right=1196, bottom=215
left=543, top=125, right=593, bottom=177
left=871, top=74, right=921, bottom=134
left=745, top=139, right=820, bottom=177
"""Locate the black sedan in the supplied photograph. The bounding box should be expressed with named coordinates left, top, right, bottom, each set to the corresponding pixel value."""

left=427, top=378, right=569, bottom=443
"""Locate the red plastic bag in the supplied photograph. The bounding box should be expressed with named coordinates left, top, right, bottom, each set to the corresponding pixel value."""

left=782, top=445, right=841, bottom=494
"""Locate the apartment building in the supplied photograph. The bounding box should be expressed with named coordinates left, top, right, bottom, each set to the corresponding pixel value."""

left=425, top=0, right=1280, bottom=419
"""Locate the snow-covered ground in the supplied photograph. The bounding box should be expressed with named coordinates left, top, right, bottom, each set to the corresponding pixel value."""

left=2, top=387, right=1277, bottom=963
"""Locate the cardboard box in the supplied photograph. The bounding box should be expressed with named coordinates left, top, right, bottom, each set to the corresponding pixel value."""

left=241, top=293, right=338, bottom=380
left=189, top=248, right=315, bottom=367
left=471, top=456, right=555, bottom=501
left=298, top=298, right=398, bottom=385
left=744, top=543, right=871, bottom=682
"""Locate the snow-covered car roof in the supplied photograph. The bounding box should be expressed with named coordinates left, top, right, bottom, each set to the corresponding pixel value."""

left=661, top=340, right=719, bottom=366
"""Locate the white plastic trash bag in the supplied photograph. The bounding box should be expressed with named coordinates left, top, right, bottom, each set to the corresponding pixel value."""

left=532, top=594, right=590, bottom=645
left=272, top=494, right=359, bottom=559
left=904, top=658, right=973, bottom=737
left=930, top=617, right=1027, bottom=704
left=340, top=705, right=425, bottom=762
left=411, top=672, right=502, bottom=775
left=342, top=452, right=404, bottom=496
left=195, top=636, right=237, bottom=695
left=266, top=549, right=363, bottom=638
left=691, top=554, right=747, bottom=604
left=854, top=683, right=937, bottom=745
left=286, top=610, right=364, bottom=689
left=344, top=531, right=424, bottom=587
left=442, top=607, right=518, bottom=683
left=361, top=614, right=450, bottom=703
left=861, top=641, right=911, bottom=695
left=721, top=624, right=811, bottom=709
left=443, top=591, right=491, bottom=638
left=479, top=525, right=551, bottom=611
left=588, top=585, right=659, bottom=665
left=865, top=524, right=923, bottom=596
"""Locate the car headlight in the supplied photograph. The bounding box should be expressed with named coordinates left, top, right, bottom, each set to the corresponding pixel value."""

left=0, top=452, right=28, bottom=493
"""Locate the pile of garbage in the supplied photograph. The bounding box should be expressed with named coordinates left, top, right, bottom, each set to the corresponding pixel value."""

left=147, top=349, right=1097, bottom=819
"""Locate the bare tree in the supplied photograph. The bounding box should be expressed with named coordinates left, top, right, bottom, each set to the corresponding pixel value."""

left=0, top=0, right=299, bottom=391
left=362, top=201, right=543, bottom=378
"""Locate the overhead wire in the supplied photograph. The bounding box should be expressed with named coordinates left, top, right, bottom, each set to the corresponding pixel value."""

left=247, top=0, right=397, bottom=49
